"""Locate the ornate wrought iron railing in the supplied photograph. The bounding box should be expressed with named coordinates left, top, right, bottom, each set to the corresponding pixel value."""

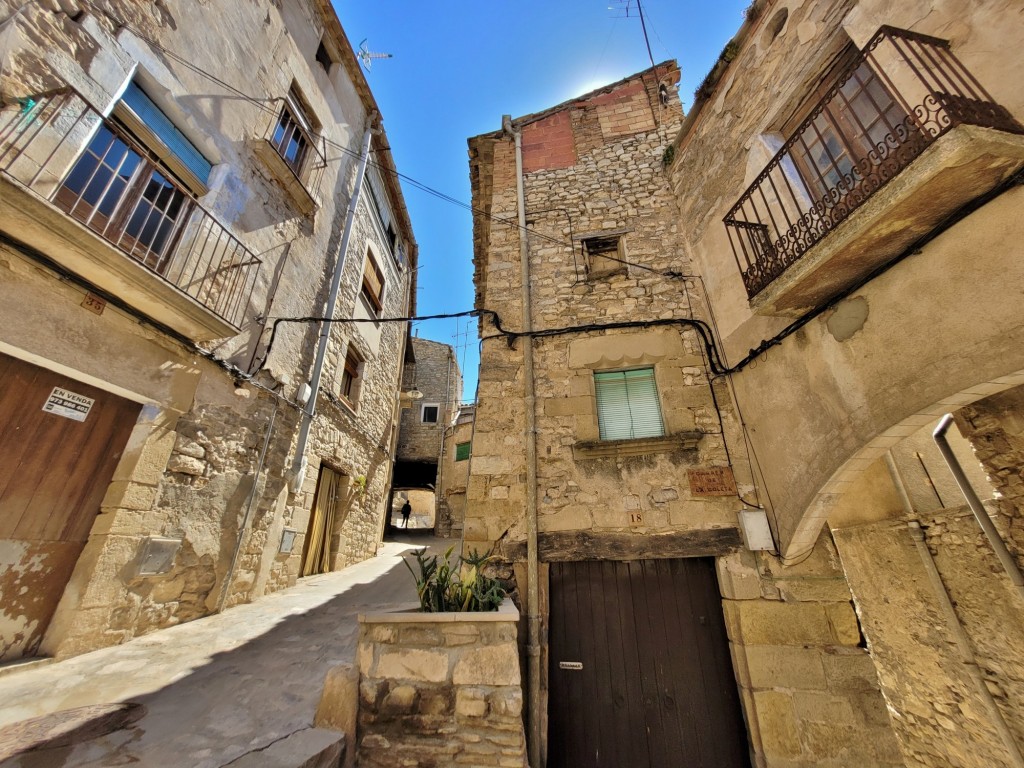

left=724, top=26, right=1024, bottom=300
left=0, top=82, right=261, bottom=330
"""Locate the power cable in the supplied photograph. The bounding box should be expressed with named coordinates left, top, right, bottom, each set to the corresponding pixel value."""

left=113, top=21, right=692, bottom=281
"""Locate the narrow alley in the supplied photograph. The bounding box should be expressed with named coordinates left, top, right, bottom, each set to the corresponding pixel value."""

left=0, top=537, right=440, bottom=767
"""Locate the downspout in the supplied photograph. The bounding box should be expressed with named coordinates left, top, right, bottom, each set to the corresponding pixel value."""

left=933, top=414, right=1024, bottom=601
left=510, top=115, right=542, bottom=768
left=289, top=115, right=377, bottom=492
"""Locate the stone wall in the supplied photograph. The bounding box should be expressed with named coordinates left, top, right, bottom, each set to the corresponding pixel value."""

left=0, top=0, right=415, bottom=659
left=955, top=384, right=1024, bottom=558
left=719, top=531, right=903, bottom=767
left=356, top=602, right=527, bottom=768
left=834, top=512, right=1024, bottom=768
left=466, top=63, right=754, bottom=559
left=437, top=409, right=474, bottom=538
left=397, top=338, right=461, bottom=465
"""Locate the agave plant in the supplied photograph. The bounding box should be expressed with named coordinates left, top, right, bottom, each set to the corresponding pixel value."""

left=403, top=546, right=507, bottom=612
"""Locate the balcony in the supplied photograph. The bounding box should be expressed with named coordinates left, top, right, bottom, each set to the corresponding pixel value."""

left=724, top=26, right=1024, bottom=316
left=0, top=83, right=261, bottom=341
left=251, top=94, right=326, bottom=215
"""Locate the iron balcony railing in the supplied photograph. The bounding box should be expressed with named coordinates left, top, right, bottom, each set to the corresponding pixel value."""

left=724, top=26, right=1024, bottom=300
left=0, top=83, right=261, bottom=330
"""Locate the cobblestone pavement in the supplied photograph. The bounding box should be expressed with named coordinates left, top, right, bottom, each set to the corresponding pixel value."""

left=0, top=535, right=442, bottom=767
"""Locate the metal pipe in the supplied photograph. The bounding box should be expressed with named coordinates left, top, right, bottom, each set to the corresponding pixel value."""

left=290, top=116, right=376, bottom=492
left=907, top=521, right=1024, bottom=767
left=933, top=414, right=1024, bottom=600
left=217, top=395, right=279, bottom=612
left=512, top=119, right=542, bottom=768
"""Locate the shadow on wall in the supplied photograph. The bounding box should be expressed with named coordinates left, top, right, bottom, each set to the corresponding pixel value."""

left=0, top=548, right=429, bottom=766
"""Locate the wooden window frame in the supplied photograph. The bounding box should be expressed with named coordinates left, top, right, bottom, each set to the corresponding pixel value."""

left=339, top=345, right=364, bottom=409
left=361, top=247, right=386, bottom=313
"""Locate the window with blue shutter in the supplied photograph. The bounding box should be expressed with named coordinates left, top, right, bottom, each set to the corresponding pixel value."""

left=119, top=81, right=212, bottom=187
left=594, top=368, right=665, bottom=441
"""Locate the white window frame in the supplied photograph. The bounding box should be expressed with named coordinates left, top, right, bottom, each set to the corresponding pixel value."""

left=593, top=367, right=665, bottom=441
left=420, top=402, right=440, bottom=424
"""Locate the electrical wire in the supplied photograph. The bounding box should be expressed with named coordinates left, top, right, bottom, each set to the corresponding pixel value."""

left=112, top=21, right=695, bottom=282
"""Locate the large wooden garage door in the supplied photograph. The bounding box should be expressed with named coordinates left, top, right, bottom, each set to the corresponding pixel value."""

left=0, top=353, right=141, bottom=660
left=548, top=558, right=751, bottom=768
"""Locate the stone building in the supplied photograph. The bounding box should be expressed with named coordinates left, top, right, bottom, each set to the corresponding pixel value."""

left=466, top=1, right=1024, bottom=765
left=0, top=0, right=416, bottom=662
left=436, top=403, right=475, bottom=538
left=391, top=336, right=461, bottom=527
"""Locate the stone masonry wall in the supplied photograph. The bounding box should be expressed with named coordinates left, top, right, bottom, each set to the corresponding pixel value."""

left=0, top=0, right=414, bottom=659
left=437, top=414, right=474, bottom=538
left=834, top=510, right=1024, bottom=768
left=397, top=337, right=461, bottom=464
left=954, top=384, right=1024, bottom=561
left=466, top=64, right=755, bottom=556
left=357, top=603, right=527, bottom=768
left=718, top=531, right=903, bottom=767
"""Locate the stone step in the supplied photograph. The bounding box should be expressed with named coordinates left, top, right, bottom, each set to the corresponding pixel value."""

left=224, top=728, right=344, bottom=768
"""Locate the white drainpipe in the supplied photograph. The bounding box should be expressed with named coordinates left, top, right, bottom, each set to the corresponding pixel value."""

left=289, top=116, right=376, bottom=492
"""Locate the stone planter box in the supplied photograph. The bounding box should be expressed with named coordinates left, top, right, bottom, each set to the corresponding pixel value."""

left=356, top=599, right=528, bottom=768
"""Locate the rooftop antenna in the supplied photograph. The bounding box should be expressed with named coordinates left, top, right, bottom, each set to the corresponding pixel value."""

left=357, top=39, right=393, bottom=70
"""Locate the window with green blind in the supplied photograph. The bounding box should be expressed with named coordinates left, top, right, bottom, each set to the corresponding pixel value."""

left=455, top=441, right=471, bottom=461
left=594, top=368, right=665, bottom=441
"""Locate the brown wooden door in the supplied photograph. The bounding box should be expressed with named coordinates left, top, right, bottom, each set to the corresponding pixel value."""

left=548, top=558, right=751, bottom=768
left=0, top=353, right=141, bottom=660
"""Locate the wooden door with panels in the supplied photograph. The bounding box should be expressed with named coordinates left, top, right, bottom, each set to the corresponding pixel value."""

left=548, top=558, right=751, bottom=768
left=0, top=353, right=141, bottom=660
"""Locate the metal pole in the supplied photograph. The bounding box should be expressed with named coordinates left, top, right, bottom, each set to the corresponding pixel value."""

left=933, top=414, right=1024, bottom=601
left=289, top=117, right=376, bottom=492
left=512, top=120, right=542, bottom=768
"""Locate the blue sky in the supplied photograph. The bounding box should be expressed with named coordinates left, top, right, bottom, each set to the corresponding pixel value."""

left=332, top=1, right=751, bottom=401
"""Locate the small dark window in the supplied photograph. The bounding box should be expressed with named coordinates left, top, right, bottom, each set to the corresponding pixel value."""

left=583, top=235, right=625, bottom=279
left=340, top=346, right=363, bottom=406
left=315, top=40, right=334, bottom=72
left=455, top=442, right=471, bottom=461
left=421, top=404, right=439, bottom=423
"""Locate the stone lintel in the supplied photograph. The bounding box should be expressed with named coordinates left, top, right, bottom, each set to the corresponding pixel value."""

left=501, top=526, right=743, bottom=562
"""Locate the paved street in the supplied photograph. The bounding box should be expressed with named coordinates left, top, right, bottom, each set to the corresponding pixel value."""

left=0, top=536, right=441, bottom=767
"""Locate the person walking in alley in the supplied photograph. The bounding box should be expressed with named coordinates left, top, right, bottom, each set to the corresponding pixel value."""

left=401, top=500, right=412, bottom=528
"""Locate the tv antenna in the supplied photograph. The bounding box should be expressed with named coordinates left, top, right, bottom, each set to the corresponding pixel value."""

left=357, top=39, right=393, bottom=70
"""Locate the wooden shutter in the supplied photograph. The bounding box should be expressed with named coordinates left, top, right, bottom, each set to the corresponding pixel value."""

left=455, top=442, right=471, bottom=461
left=594, top=368, right=665, bottom=440
left=362, top=251, right=384, bottom=311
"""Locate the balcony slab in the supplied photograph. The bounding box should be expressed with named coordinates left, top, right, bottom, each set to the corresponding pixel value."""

left=751, top=124, right=1024, bottom=317
left=0, top=176, right=237, bottom=342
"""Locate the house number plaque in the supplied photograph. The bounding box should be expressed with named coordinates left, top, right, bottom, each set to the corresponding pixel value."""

left=559, top=661, right=583, bottom=670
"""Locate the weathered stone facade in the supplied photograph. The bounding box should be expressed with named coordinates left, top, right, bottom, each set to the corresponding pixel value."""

left=465, top=1, right=1024, bottom=764
left=467, top=63, right=750, bottom=557
left=0, top=0, right=416, bottom=660
left=356, top=602, right=528, bottom=768
left=436, top=405, right=475, bottom=538
left=397, top=337, right=462, bottom=465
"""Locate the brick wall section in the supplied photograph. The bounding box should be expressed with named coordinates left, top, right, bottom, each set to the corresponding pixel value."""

left=357, top=603, right=527, bottom=768
left=521, top=111, right=576, bottom=173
